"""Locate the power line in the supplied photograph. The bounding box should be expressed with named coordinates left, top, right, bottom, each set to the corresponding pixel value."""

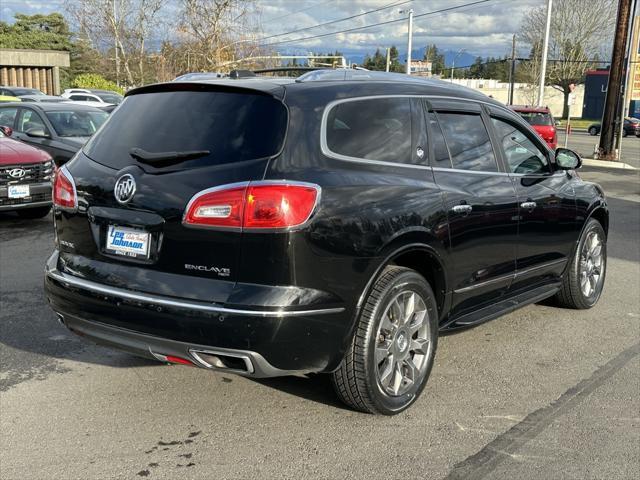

left=257, top=0, right=493, bottom=48
left=260, top=0, right=338, bottom=25
left=256, top=0, right=413, bottom=44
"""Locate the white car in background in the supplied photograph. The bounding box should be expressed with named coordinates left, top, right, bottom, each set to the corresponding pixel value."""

left=61, top=89, right=123, bottom=107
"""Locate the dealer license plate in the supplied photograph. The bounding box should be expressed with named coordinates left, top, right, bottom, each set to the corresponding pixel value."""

left=8, top=185, right=30, bottom=199
left=106, top=225, right=150, bottom=259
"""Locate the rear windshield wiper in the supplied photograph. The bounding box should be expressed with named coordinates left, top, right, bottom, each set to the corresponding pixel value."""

left=129, top=147, right=210, bottom=167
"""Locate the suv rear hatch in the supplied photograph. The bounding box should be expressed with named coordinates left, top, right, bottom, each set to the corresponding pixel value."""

left=55, top=82, right=288, bottom=303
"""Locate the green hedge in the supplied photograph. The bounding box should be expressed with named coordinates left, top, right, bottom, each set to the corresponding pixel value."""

left=71, top=74, right=124, bottom=95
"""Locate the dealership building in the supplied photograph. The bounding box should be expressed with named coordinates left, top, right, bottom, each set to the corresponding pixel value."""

left=0, top=48, right=70, bottom=95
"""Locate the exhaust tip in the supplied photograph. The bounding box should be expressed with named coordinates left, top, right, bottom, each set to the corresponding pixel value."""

left=190, top=349, right=254, bottom=374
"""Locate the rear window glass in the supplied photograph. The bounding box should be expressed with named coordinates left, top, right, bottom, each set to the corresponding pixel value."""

left=325, top=97, right=412, bottom=164
left=517, top=112, right=553, bottom=126
left=83, top=90, right=288, bottom=170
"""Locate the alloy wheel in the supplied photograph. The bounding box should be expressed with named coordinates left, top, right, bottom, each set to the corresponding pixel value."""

left=579, top=231, right=605, bottom=298
left=374, top=290, right=431, bottom=396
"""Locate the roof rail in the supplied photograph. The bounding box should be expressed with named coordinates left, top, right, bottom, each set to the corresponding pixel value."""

left=229, top=69, right=257, bottom=79
left=295, top=69, right=434, bottom=84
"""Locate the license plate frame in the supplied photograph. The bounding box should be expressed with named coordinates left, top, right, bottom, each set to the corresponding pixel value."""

left=8, top=185, right=30, bottom=199
left=105, top=225, right=151, bottom=260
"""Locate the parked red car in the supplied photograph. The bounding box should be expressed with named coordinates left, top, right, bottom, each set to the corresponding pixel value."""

left=0, top=126, right=54, bottom=218
left=510, top=105, right=558, bottom=150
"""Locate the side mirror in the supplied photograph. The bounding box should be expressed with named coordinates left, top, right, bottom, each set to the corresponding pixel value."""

left=25, top=127, right=50, bottom=138
left=0, top=125, right=12, bottom=137
left=555, top=148, right=582, bottom=170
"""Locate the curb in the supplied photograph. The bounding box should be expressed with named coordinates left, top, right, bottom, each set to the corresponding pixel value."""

left=581, top=159, right=638, bottom=170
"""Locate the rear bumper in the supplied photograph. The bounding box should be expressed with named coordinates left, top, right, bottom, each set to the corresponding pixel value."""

left=0, top=181, right=51, bottom=211
left=44, top=251, right=351, bottom=376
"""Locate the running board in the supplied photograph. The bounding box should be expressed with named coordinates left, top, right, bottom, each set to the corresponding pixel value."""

left=441, top=282, right=561, bottom=331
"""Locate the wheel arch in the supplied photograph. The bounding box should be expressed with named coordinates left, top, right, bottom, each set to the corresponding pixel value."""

left=356, top=241, right=449, bottom=322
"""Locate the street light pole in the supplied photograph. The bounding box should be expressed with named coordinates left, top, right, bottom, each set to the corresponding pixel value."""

left=537, top=0, right=552, bottom=106
left=451, top=49, right=465, bottom=83
left=400, top=9, right=414, bottom=75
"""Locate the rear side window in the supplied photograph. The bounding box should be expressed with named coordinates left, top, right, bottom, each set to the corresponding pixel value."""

left=325, top=97, right=413, bottom=164
left=83, top=90, right=288, bottom=170
left=436, top=112, right=498, bottom=172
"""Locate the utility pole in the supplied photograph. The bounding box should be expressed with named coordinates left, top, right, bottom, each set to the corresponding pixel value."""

left=508, top=34, right=516, bottom=105
left=615, top=3, right=637, bottom=159
left=598, top=0, right=633, bottom=160
left=386, top=47, right=391, bottom=72
left=113, top=0, right=120, bottom=86
left=399, top=9, right=414, bottom=74
left=537, top=0, right=552, bottom=106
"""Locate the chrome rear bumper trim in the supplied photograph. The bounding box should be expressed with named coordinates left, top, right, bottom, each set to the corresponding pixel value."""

left=46, top=266, right=344, bottom=317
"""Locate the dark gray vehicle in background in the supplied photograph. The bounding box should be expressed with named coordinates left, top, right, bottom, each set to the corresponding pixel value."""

left=0, top=102, right=109, bottom=166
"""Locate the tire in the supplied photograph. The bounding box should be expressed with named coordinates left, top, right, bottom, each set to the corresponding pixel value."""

left=16, top=206, right=51, bottom=219
left=622, top=130, right=628, bottom=138
left=555, top=218, right=606, bottom=309
left=332, top=266, right=438, bottom=415
left=588, top=127, right=598, bottom=136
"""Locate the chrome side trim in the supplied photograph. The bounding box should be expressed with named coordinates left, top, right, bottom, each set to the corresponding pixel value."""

left=46, top=267, right=344, bottom=317
left=454, top=273, right=514, bottom=294
left=453, top=258, right=568, bottom=294
left=514, top=258, right=567, bottom=278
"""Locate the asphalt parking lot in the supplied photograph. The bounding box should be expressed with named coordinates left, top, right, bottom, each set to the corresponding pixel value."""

left=558, top=130, right=640, bottom=168
left=1, top=167, right=639, bottom=479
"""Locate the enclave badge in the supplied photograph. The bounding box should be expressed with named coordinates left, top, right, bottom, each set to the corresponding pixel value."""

left=114, top=174, right=136, bottom=204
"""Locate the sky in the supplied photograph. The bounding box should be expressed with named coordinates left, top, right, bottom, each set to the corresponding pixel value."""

left=0, top=0, right=565, bottom=61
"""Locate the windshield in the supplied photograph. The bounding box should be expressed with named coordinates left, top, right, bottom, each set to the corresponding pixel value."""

left=83, top=90, right=288, bottom=170
left=45, top=110, right=109, bottom=137
left=95, top=93, right=123, bottom=104
left=14, top=88, right=45, bottom=96
left=518, top=112, right=553, bottom=126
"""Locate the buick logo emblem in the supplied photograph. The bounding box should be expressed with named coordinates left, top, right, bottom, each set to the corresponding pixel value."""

left=114, top=174, right=136, bottom=204
left=8, top=168, right=26, bottom=179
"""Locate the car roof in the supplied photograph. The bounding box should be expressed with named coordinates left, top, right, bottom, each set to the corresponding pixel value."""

left=510, top=104, right=551, bottom=113
left=0, top=101, right=107, bottom=112
left=128, top=70, right=503, bottom=108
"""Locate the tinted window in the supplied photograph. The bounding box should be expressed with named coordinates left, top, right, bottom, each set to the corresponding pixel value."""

left=70, top=95, right=90, bottom=101
left=492, top=118, right=549, bottom=174
left=326, top=98, right=412, bottom=164
left=46, top=110, right=108, bottom=137
left=518, top=112, right=553, bottom=126
left=436, top=112, right=498, bottom=172
left=17, top=109, right=47, bottom=133
left=83, top=90, right=288, bottom=170
left=95, top=93, right=123, bottom=104
left=428, top=112, right=452, bottom=168
left=0, top=107, right=18, bottom=128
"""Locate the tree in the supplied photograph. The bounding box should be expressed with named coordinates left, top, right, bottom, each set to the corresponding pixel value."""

left=72, top=73, right=124, bottom=94
left=65, top=0, right=169, bottom=87
left=179, top=0, right=260, bottom=70
left=0, top=13, right=72, bottom=50
left=423, top=44, right=445, bottom=75
left=518, top=0, right=616, bottom=117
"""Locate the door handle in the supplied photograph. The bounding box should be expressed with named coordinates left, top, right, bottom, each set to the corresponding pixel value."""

left=451, top=204, right=473, bottom=214
left=520, top=201, right=537, bottom=211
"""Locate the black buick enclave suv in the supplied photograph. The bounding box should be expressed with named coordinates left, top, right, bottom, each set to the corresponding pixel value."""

left=45, top=70, right=608, bottom=414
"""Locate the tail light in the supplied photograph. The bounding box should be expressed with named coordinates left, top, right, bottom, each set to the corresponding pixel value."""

left=53, top=166, right=77, bottom=211
left=183, top=181, right=320, bottom=230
